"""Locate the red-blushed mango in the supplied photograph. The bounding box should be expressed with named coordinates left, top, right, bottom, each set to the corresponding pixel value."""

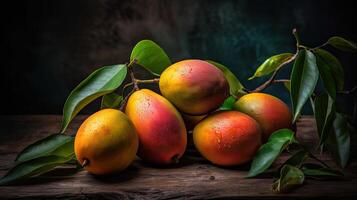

left=233, top=93, right=292, bottom=142
left=75, top=109, right=138, bottom=175
left=159, top=59, right=229, bottom=115
left=193, top=111, right=261, bottom=166
left=125, top=89, right=187, bottom=165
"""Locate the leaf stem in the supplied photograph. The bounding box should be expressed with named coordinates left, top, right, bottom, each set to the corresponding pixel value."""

left=312, top=42, right=328, bottom=50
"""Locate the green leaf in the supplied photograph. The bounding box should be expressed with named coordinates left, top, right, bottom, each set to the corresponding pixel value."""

left=101, top=93, right=123, bottom=109
left=315, top=56, right=337, bottom=99
left=314, top=49, right=344, bottom=91
left=219, top=96, right=237, bottom=111
left=249, top=53, right=294, bottom=80
left=326, top=113, right=350, bottom=168
left=327, top=36, right=357, bottom=52
left=206, top=60, right=245, bottom=97
left=314, top=93, right=335, bottom=145
left=283, top=80, right=291, bottom=92
left=15, top=134, right=74, bottom=163
left=130, top=40, right=171, bottom=75
left=301, top=163, right=343, bottom=179
left=60, top=64, right=127, bottom=133
left=272, top=165, right=304, bottom=193
left=247, top=129, right=295, bottom=177
left=283, top=150, right=309, bottom=168
left=290, top=49, right=319, bottom=122
left=0, top=155, right=73, bottom=185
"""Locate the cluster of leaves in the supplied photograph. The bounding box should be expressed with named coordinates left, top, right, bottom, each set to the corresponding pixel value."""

left=240, top=34, right=356, bottom=192
left=0, top=40, right=242, bottom=185
left=0, top=134, right=76, bottom=185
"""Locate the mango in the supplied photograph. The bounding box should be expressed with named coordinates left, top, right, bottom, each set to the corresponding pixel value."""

left=233, top=93, right=292, bottom=141
left=193, top=111, right=261, bottom=166
left=125, top=89, right=187, bottom=165
left=74, top=109, right=138, bottom=175
left=159, top=59, right=229, bottom=115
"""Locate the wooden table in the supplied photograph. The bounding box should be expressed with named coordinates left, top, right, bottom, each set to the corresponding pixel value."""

left=0, top=115, right=356, bottom=199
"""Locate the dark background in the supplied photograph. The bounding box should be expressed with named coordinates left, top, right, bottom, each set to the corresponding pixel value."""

left=1, top=0, right=356, bottom=115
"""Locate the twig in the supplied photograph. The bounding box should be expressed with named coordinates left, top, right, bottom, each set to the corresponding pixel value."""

left=273, top=79, right=290, bottom=84
left=136, top=78, right=160, bottom=84
left=252, top=54, right=296, bottom=92
left=121, top=82, right=134, bottom=97
left=292, top=28, right=301, bottom=47
left=338, top=85, right=357, bottom=95
left=252, top=70, right=279, bottom=92
left=129, top=67, right=139, bottom=91
left=252, top=28, right=300, bottom=93
left=119, top=60, right=160, bottom=111
left=119, top=88, right=135, bottom=111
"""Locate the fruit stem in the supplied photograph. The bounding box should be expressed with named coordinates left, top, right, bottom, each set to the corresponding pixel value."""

left=171, top=154, right=180, bottom=164
left=81, top=159, right=89, bottom=168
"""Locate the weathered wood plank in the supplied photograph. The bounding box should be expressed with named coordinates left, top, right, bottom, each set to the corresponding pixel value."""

left=0, top=115, right=356, bottom=199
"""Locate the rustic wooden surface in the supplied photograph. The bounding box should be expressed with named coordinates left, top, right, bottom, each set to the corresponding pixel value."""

left=0, top=115, right=356, bottom=199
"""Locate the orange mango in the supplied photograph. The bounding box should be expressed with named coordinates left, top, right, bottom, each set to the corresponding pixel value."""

left=233, top=93, right=292, bottom=141
left=193, top=111, right=261, bottom=166
left=75, top=109, right=138, bottom=175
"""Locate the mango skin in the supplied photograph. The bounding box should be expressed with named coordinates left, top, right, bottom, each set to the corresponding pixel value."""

left=193, top=111, right=261, bottom=166
left=125, top=89, right=187, bottom=165
left=75, top=109, right=138, bottom=175
left=233, top=93, right=292, bottom=142
left=159, top=59, right=229, bottom=115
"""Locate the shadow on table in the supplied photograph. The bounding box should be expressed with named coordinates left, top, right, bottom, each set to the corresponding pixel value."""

left=8, top=166, right=79, bottom=186
left=91, top=164, right=140, bottom=183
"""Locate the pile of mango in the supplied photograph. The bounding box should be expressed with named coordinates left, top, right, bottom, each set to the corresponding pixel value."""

left=75, top=60, right=291, bottom=175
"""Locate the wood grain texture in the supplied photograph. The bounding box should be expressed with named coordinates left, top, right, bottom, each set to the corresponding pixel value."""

left=0, top=115, right=356, bottom=199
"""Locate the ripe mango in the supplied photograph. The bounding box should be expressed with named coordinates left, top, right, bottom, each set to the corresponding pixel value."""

left=159, top=59, right=229, bottom=115
left=193, top=111, right=261, bottom=166
left=125, top=89, right=187, bottom=165
left=233, top=93, right=292, bottom=141
left=74, top=109, right=138, bottom=175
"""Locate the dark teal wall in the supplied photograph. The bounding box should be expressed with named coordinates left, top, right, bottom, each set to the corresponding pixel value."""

left=1, top=0, right=356, bottom=114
